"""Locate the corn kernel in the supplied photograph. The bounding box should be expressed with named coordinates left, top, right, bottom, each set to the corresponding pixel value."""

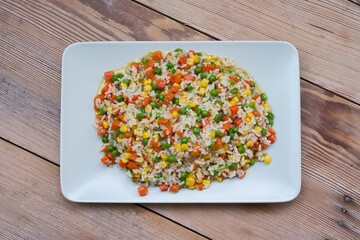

left=216, top=177, right=223, bottom=182
left=228, top=155, right=234, bottom=160
left=201, top=79, right=209, bottom=87
left=188, top=185, right=196, bottom=190
left=210, top=131, right=216, bottom=139
left=186, top=58, right=195, bottom=66
left=232, top=97, right=239, bottom=102
left=246, top=141, right=253, bottom=148
left=137, top=157, right=144, bottom=164
left=188, top=173, right=196, bottom=179
left=211, top=56, right=216, bottom=60
left=230, top=100, right=237, bottom=106
left=246, top=117, right=251, bottom=122
left=171, top=111, right=179, bottom=118
left=215, top=61, right=220, bottom=66
left=145, top=148, right=152, bottom=154
left=179, top=97, right=186, bottom=103
left=120, top=125, right=128, bottom=133
left=240, top=159, right=246, bottom=166
left=202, top=180, right=211, bottom=185
left=143, top=79, right=151, bottom=85
left=134, top=129, right=140, bottom=136
left=264, top=155, right=272, bottom=164
left=264, top=103, right=270, bottom=108
left=254, top=126, right=261, bottom=132
left=161, top=154, right=167, bottom=161
left=116, top=136, right=122, bottom=143
left=203, top=154, right=211, bottom=160
left=121, top=158, right=129, bottom=164
left=246, top=159, right=251, bottom=164
left=222, top=145, right=229, bottom=151
left=133, top=173, right=140, bottom=178
left=189, top=102, right=196, bottom=108
left=154, top=134, right=160, bottom=139
left=144, top=85, right=152, bottom=92
left=181, top=143, right=189, bottom=151
left=102, top=121, right=109, bottom=129
left=145, top=104, right=152, bottom=113
left=244, top=163, right=250, bottom=170
left=243, top=131, right=248, bottom=136
left=247, top=113, right=254, bottom=118
left=160, top=161, right=168, bottom=168
left=108, top=106, right=113, bottom=111
left=174, top=144, right=181, bottom=152
left=205, top=56, right=212, bottom=62
left=142, top=132, right=150, bottom=139
left=186, top=177, right=195, bottom=186
left=199, top=87, right=206, bottom=96
left=200, top=158, right=205, bottom=162
left=244, top=89, right=251, bottom=96
left=193, top=55, right=199, bottom=63
left=124, top=153, right=131, bottom=159
left=120, top=83, right=127, bottom=88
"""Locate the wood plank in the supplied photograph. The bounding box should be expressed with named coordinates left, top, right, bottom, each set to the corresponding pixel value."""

left=0, top=139, right=205, bottom=240
left=0, top=0, right=210, bottom=162
left=137, top=0, right=360, bottom=104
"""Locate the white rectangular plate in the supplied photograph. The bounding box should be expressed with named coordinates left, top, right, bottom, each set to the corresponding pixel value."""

left=61, top=41, right=301, bottom=203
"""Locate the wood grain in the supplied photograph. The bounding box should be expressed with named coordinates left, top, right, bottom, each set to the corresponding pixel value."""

left=137, top=0, right=360, bottom=104
left=0, top=139, right=205, bottom=240
left=0, top=0, right=210, bottom=162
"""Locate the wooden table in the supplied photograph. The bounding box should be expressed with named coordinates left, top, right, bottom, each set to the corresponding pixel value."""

left=1, top=0, right=359, bottom=239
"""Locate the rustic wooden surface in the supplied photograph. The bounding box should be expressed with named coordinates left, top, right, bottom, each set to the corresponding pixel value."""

left=1, top=0, right=359, bottom=239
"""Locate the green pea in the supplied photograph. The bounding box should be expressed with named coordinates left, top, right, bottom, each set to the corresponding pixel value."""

left=180, top=172, right=188, bottom=180
left=196, top=117, right=203, bottom=123
left=213, top=170, right=219, bottom=176
left=193, top=127, right=200, bottom=135
left=156, top=112, right=161, bottom=119
left=142, top=138, right=149, bottom=145
left=267, top=112, right=275, bottom=120
left=99, top=107, right=107, bottom=115
left=261, top=93, right=267, bottom=101
left=210, top=141, right=215, bottom=148
left=149, top=101, right=157, bottom=109
left=201, top=110, right=208, bottom=117
left=210, top=89, right=219, bottom=97
left=195, top=66, right=202, bottom=74
left=159, top=93, right=165, bottom=101
left=154, top=68, right=162, bottom=75
left=261, top=128, right=267, bottom=137
left=229, top=80, right=235, bottom=85
left=211, top=62, right=216, bottom=67
left=174, top=48, right=183, bottom=52
left=166, top=62, right=174, bottom=69
left=151, top=82, right=157, bottom=90
left=173, top=97, right=179, bottom=105
left=197, top=52, right=202, bottom=56
left=141, top=58, right=149, bottom=64
left=230, top=127, right=239, bottom=134
left=113, top=117, right=119, bottom=121
left=230, top=88, right=238, bottom=94
left=102, top=137, right=109, bottom=143
left=155, top=173, right=162, bottom=178
left=181, top=137, right=188, bottom=144
left=216, top=101, right=224, bottom=106
left=268, top=118, right=274, bottom=126
left=209, top=75, right=216, bottom=82
left=140, top=107, right=145, bottom=113
left=116, top=95, right=123, bottom=102
left=214, top=114, right=222, bottom=123
left=107, top=145, right=115, bottom=152
left=161, top=142, right=171, bottom=149
left=230, top=163, right=237, bottom=170
left=186, top=84, right=193, bottom=92
left=111, top=75, right=118, bottom=82
left=251, top=81, right=256, bottom=87
left=242, top=103, right=248, bottom=109
left=171, top=68, right=176, bottom=74
left=250, top=158, right=256, bottom=166
left=195, top=107, right=202, bottom=116
left=215, top=130, right=222, bottom=137
left=179, top=108, right=187, bottom=115
left=136, top=112, right=144, bottom=120
left=200, top=72, right=207, bottom=79
left=229, top=132, right=235, bottom=139
left=123, top=79, right=131, bottom=86
left=153, top=157, right=161, bottom=163
left=238, top=145, right=246, bottom=153
left=116, top=128, right=122, bottom=136
left=249, top=102, right=256, bottom=110
left=167, top=156, right=175, bottom=163
left=111, top=150, right=119, bottom=157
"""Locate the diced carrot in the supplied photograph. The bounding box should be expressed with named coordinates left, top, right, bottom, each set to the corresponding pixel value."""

left=123, top=131, right=133, bottom=138
left=118, top=114, right=125, bottom=122
left=126, top=145, right=133, bottom=152
left=107, top=152, right=114, bottom=161
left=253, top=95, right=261, bottom=103
left=253, top=111, right=261, bottom=117
left=268, top=135, right=276, bottom=143
left=159, top=184, right=169, bottom=192
left=152, top=50, right=163, bottom=61
left=215, top=138, right=223, bottom=149
left=150, top=137, right=160, bottom=148
left=234, top=118, right=243, bottom=126
left=101, top=155, right=110, bottom=165
left=268, top=128, right=276, bottom=135
left=193, top=163, right=200, bottom=168
left=113, top=108, right=120, bottom=116
left=153, top=147, right=162, bottom=152
left=202, top=64, right=215, bottom=72
left=183, top=74, right=195, bottom=81
left=145, top=68, right=155, bottom=79
left=138, top=186, right=148, bottom=196
left=190, top=148, right=201, bottom=157
left=156, top=79, right=166, bottom=89
left=219, top=153, right=226, bottom=159
left=169, top=84, right=180, bottom=93
left=244, top=79, right=253, bottom=87
left=222, top=123, right=231, bottom=131
left=101, top=83, right=110, bottom=94
left=173, top=72, right=182, bottom=84
left=129, top=153, right=137, bottom=161
left=229, top=75, right=239, bottom=83
left=127, top=161, right=138, bottom=170
left=104, top=71, right=114, bottom=82
left=168, top=74, right=174, bottom=84
left=176, top=131, right=184, bottom=137
left=170, top=184, right=180, bottom=193
left=195, top=183, right=204, bottom=191
left=165, top=91, right=175, bottom=101
left=144, top=59, right=155, bottom=69
left=178, top=55, right=186, bottom=65
left=158, top=118, right=169, bottom=125
left=162, top=126, right=173, bottom=137
left=97, top=127, right=107, bottom=136
left=222, top=115, right=230, bottom=121
left=143, top=155, right=150, bottom=163
left=111, top=120, right=121, bottom=130
left=261, top=143, right=268, bottom=149
left=110, top=94, right=116, bottom=102
left=188, top=49, right=197, bottom=57
left=142, top=97, right=152, bottom=107
left=170, top=107, right=179, bottom=113
left=130, top=62, right=140, bottom=71
left=252, top=142, right=260, bottom=151
left=238, top=170, right=246, bottom=179
left=229, top=105, right=239, bottom=115
left=119, top=161, right=127, bottom=169
left=130, top=94, right=139, bottom=103
left=93, top=94, right=105, bottom=110
left=101, top=145, right=108, bottom=153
